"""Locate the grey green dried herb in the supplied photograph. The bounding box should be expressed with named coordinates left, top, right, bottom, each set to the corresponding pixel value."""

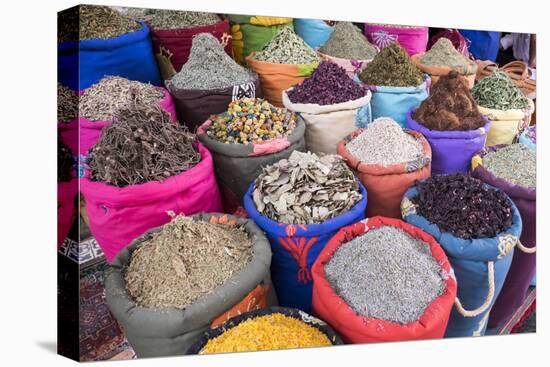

left=472, top=71, right=530, bottom=110
left=359, top=43, right=423, bottom=87
left=145, top=9, right=220, bottom=29
left=254, top=27, right=320, bottom=64
left=319, top=22, right=377, bottom=60
left=168, top=33, right=257, bottom=90
left=253, top=151, right=362, bottom=224
left=346, top=117, right=424, bottom=166
left=80, top=76, right=164, bottom=122
left=125, top=213, right=252, bottom=309
left=79, top=5, right=141, bottom=41
left=420, top=37, right=471, bottom=70
left=484, top=144, right=536, bottom=188
left=88, top=102, right=200, bottom=187
left=57, top=83, right=78, bottom=122
left=325, top=226, right=445, bottom=324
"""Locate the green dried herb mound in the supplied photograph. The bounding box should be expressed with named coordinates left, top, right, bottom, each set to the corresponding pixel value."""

left=484, top=144, right=536, bottom=188
left=79, top=5, right=141, bottom=41
left=254, top=27, right=320, bottom=65
left=472, top=71, right=530, bottom=110
left=145, top=9, right=220, bottom=29
left=359, top=43, right=423, bottom=87
left=420, top=38, right=471, bottom=70
left=319, top=22, right=377, bottom=60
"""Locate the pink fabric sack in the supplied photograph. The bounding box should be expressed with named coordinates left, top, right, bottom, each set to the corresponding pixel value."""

left=80, top=143, right=222, bottom=262
left=58, top=178, right=78, bottom=249
left=364, top=24, right=428, bottom=56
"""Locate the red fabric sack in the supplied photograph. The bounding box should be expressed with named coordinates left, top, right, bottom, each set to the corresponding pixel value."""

left=312, top=216, right=457, bottom=343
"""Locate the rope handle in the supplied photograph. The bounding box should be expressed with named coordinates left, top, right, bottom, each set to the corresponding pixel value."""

left=454, top=261, right=495, bottom=318
left=516, top=240, right=536, bottom=254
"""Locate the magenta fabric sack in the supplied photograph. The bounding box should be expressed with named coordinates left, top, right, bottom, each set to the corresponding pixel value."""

left=471, top=145, right=536, bottom=328
left=58, top=178, right=78, bottom=249
left=364, top=24, right=428, bottom=56
left=80, top=143, right=223, bottom=262
left=406, top=108, right=490, bottom=174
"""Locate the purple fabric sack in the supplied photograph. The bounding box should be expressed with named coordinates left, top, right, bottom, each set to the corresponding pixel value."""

left=471, top=144, right=536, bottom=328
left=406, top=108, right=490, bottom=175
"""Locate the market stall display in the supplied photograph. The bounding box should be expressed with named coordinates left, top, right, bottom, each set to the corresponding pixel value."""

left=105, top=213, right=275, bottom=357
left=244, top=151, right=367, bottom=312
left=283, top=61, right=372, bottom=154
left=167, top=33, right=261, bottom=130
left=401, top=174, right=522, bottom=337
left=337, top=117, right=431, bottom=218
left=407, top=71, right=489, bottom=174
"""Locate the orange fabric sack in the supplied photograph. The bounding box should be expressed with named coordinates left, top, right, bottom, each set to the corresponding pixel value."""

left=337, top=129, right=432, bottom=218
left=246, top=52, right=318, bottom=107
left=411, top=53, right=477, bottom=89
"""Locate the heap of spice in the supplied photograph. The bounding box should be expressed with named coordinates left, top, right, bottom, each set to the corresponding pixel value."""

left=88, top=102, right=200, bottom=187
left=200, top=313, right=332, bottom=353
left=254, top=27, right=320, bottom=64
left=125, top=214, right=252, bottom=309
left=412, top=174, right=513, bottom=239
left=413, top=71, right=486, bottom=131
left=325, top=226, right=445, bottom=324
left=78, top=5, right=141, bottom=41
left=168, top=33, right=257, bottom=90
left=319, top=22, right=378, bottom=60
left=253, top=151, right=362, bottom=224
left=144, top=9, right=220, bottom=29
left=58, top=83, right=78, bottom=122
left=58, top=139, right=74, bottom=182
left=483, top=144, right=536, bottom=188
left=287, top=61, right=368, bottom=105
left=79, top=76, right=164, bottom=122
left=346, top=117, right=424, bottom=166
left=472, top=71, right=530, bottom=110
left=58, top=7, right=79, bottom=43
left=421, top=38, right=471, bottom=70
left=206, top=98, right=297, bottom=144
left=359, top=43, right=424, bottom=87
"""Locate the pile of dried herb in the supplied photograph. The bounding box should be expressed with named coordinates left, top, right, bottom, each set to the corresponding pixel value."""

left=484, top=144, right=536, bottom=188
left=145, top=9, right=220, bottom=29
left=346, top=117, right=424, bottom=166
left=253, top=151, right=362, bottom=224
left=168, top=33, right=257, bottom=90
left=58, top=139, right=74, bottom=182
left=325, top=226, right=444, bottom=324
left=421, top=38, right=471, bottom=70
left=125, top=214, right=252, bottom=309
left=413, top=71, right=486, bottom=131
left=57, top=83, right=78, bottom=122
left=58, top=7, right=79, bottom=43
left=206, top=98, right=297, bottom=144
left=254, top=27, right=320, bottom=64
left=79, top=5, right=141, bottom=40
left=88, top=102, right=200, bottom=187
left=412, top=174, right=513, bottom=239
left=200, top=313, right=332, bottom=354
left=80, top=76, right=164, bottom=122
left=287, top=61, right=368, bottom=105
left=472, top=71, right=530, bottom=110
left=368, top=23, right=423, bottom=28
left=319, top=22, right=378, bottom=60
left=359, top=43, right=424, bottom=87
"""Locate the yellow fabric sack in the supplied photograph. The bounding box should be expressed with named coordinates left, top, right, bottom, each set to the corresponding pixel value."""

left=479, top=99, right=535, bottom=147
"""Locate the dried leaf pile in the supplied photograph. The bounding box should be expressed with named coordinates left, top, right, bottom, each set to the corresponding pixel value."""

left=200, top=313, right=332, bottom=353
left=57, top=83, right=78, bottom=122
left=319, top=22, right=378, bottom=60
left=253, top=151, right=362, bottom=224
left=125, top=214, right=252, bottom=309
left=472, top=71, right=530, bottom=110
left=254, top=27, right=320, bottom=64
left=413, top=71, right=486, bottom=131
left=346, top=117, right=424, bottom=166
left=484, top=144, right=536, bottom=188
left=58, top=139, right=74, bottom=182
left=420, top=38, right=471, bottom=69
left=80, top=76, right=164, bottom=122
left=79, top=5, right=141, bottom=40
left=145, top=9, right=220, bottom=29
left=88, top=102, right=200, bottom=187
left=412, top=174, right=513, bottom=239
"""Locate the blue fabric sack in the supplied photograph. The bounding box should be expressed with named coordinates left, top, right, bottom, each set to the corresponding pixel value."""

left=58, top=21, right=161, bottom=91
left=293, top=19, right=334, bottom=49
left=458, top=30, right=500, bottom=61
left=401, top=183, right=522, bottom=337
left=518, top=129, right=536, bottom=150
left=243, top=181, right=367, bottom=313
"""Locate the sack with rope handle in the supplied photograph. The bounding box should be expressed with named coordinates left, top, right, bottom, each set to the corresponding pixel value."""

left=471, top=145, right=536, bottom=328
left=401, top=182, right=522, bottom=337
